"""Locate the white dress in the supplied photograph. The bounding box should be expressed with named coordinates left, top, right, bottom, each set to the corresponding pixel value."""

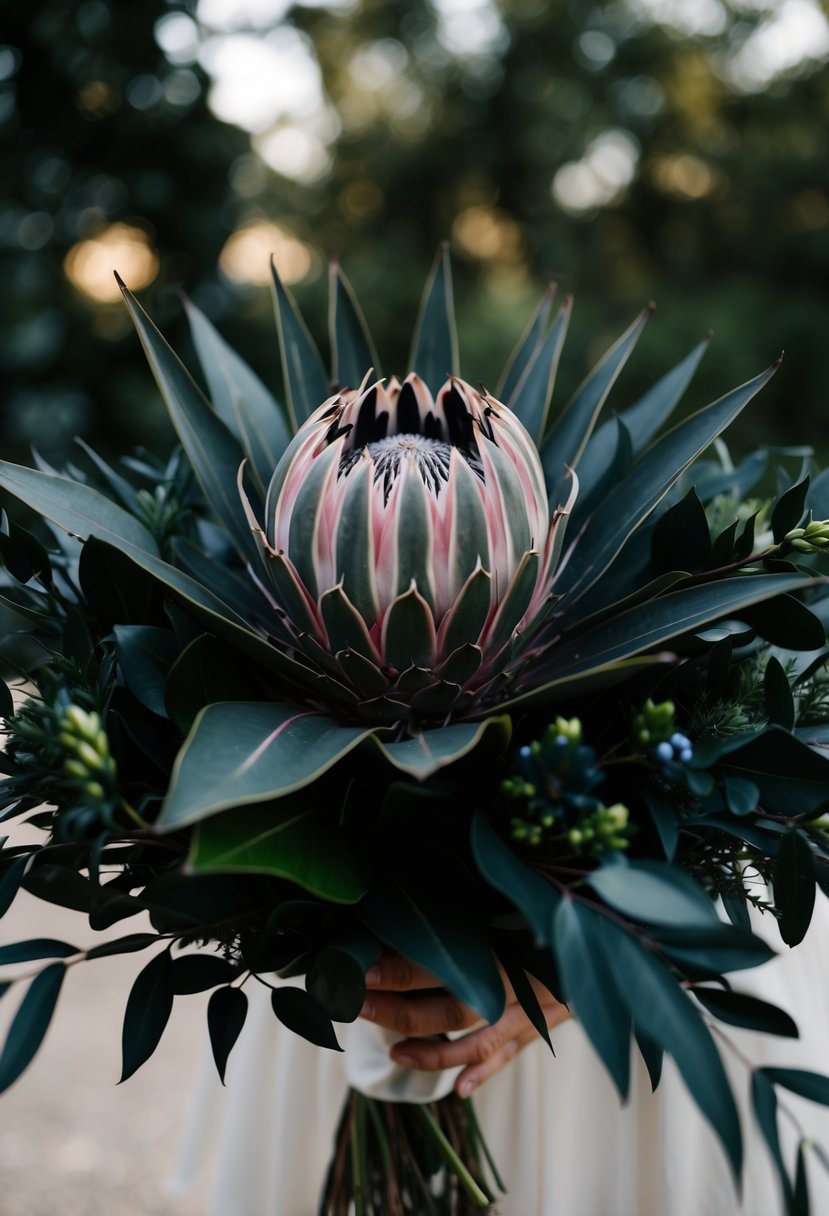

left=172, top=896, right=829, bottom=1216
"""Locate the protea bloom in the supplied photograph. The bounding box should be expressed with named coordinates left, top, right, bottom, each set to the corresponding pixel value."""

left=240, top=373, right=576, bottom=719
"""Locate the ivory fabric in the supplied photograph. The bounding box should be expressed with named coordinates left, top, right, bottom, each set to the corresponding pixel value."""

left=172, top=895, right=829, bottom=1216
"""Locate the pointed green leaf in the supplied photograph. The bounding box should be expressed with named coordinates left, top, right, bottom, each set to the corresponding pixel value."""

left=500, top=954, right=554, bottom=1053
left=360, top=883, right=505, bottom=1024
left=763, top=1068, right=829, bottom=1106
left=556, top=361, right=780, bottom=600
left=576, top=336, right=710, bottom=502
left=189, top=802, right=368, bottom=903
left=506, top=296, right=571, bottom=443
left=635, top=1026, right=663, bottom=1091
left=774, top=829, right=816, bottom=947
left=271, top=986, right=342, bottom=1050
left=270, top=261, right=331, bottom=430
left=375, top=716, right=511, bottom=780
left=650, top=923, right=775, bottom=974
left=207, top=986, right=248, bottom=1084
left=118, top=280, right=256, bottom=562
left=511, top=573, right=814, bottom=709
left=471, top=812, right=559, bottom=944
left=408, top=244, right=458, bottom=390
left=764, top=655, right=795, bottom=730
left=604, top=919, right=743, bottom=1177
left=329, top=260, right=380, bottom=388
left=772, top=476, right=810, bottom=543
left=693, top=988, right=798, bottom=1037
left=542, top=305, right=651, bottom=486
left=752, top=1071, right=792, bottom=1208
left=114, top=625, right=179, bottom=718
left=171, top=955, right=239, bottom=995
left=497, top=283, right=556, bottom=403
left=185, top=297, right=291, bottom=491
left=553, top=898, right=631, bottom=1099
left=159, top=702, right=376, bottom=828
left=0, top=963, right=64, bottom=1093
left=651, top=488, right=711, bottom=575
left=119, top=950, right=174, bottom=1082
left=0, top=939, right=77, bottom=964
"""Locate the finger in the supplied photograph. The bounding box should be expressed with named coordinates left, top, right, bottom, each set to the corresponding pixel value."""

left=360, top=990, right=480, bottom=1037
left=365, top=952, right=440, bottom=992
left=389, top=1004, right=529, bottom=1072
left=455, top=1027, right=537, bottom=1098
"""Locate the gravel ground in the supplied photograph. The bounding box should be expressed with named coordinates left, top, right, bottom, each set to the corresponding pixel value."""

left=0, top=891, right=211, bottom=1216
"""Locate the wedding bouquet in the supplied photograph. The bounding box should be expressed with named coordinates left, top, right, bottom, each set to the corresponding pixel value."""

left=2, top=247, right=829, bottom=1214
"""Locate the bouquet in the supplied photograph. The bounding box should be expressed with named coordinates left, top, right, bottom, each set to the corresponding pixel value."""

left=2, top=247, right=829, bottom=1214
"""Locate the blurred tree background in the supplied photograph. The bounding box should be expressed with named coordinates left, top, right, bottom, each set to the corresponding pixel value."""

left=2, top=0, right=828, bottom=467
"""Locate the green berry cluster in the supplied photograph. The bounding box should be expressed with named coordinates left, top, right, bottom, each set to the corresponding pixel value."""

left=631, top=698, right=676, bottom=749
left=503, top=717, right=633, bottom=856
left=59, top=704, right=118, bottom=803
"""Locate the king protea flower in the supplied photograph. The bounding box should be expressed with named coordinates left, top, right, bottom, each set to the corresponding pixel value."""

left=239, top=373, right=576, bottom=719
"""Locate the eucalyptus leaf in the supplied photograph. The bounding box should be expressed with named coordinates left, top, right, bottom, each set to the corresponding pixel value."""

left=360, top=884, right=505, bottom=1025
left=208, top=986, right=248, bottom=1084
left=471, top=812, right=559, bottom=944
left=119, top=950, right=174, bottom=1082
left=270, top=986, right=342, bottom=1051
left=774, top=830, right=816, bottom=947
left=586, top=859, right=718, bottom=929
left=693, top=988, right=798, bottom=1037
left=553, top=898, right=631, bottom=1098
left=0, top=963, right=64, bottom=1094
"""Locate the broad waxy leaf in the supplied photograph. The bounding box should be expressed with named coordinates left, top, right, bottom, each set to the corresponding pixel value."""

left=374, top=716, right=511, bottom=780
left=361, top=884, right=505, bottom=1025
left=118, top=280, right=256, bottom=563
left=0, top=963, right=65, bottom=1094
left=208, top=986, right=248, bottom=1084
left=553, top=898, right=631, bottom=1099
left=408, top=244, right=459, bottom=390
left=650, top=923, right=775, bottom=974
left=159, top=703, right=376, bottom=828
left=270, top=262, right=331, bottom=430
left=717, top=727, right=829, bottom=819
left=651, top=488, right=711, bottom=576
left=765, top=655, right=796, bottom=730
left=185, top=296, right=291, bottom=493
left=120, top=950, right=174, bottom=1082
left=164, top=634, right=259, bottom=734
left=603, top=919, right=743, bottom=1178
left=771, top=476, right=809, bottom=543
left=471, top=812, right=559, bottom=943
left=189, top=802, right=368, bottom=903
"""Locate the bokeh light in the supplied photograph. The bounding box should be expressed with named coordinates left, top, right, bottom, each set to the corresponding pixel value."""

left=63, top=223, right=159, bottom=304
left=218, top=221, right=315, bottom=286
